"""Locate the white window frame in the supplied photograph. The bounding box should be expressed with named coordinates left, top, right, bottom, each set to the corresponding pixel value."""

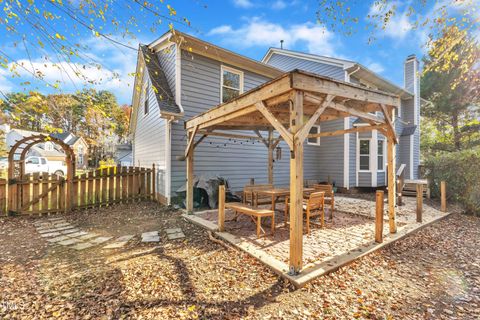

left=377, top=139, right=386, bottom=172
left=220, top=65, right=244, bottom=104
left=306, top=125, right=321, bottom=146
left=45, top=142, right=54, bottom=151
left=358, top=138, right=371, bottom=172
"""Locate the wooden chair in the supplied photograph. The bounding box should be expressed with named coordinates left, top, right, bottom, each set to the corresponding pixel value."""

left=312, top=184, right=334, bottom=221
left=243, top=184, right=273, bottom=207
left=285, top=191, right=325, bottom=234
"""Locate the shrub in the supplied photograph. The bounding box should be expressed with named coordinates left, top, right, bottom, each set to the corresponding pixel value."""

left=424, top=148, right=480, bottom=215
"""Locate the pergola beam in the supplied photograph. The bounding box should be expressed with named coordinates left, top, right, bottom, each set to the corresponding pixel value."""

left=255, top=101, right=293, bottom=149
left=380, top=103, right=399, bottom=144
left=307, top=124, right=387, bottom=139
left=297, top=94, right=334, bottom=143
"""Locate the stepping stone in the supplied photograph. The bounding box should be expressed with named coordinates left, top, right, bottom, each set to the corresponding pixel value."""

left=53, top=222, right=72, bottom=228
left=141, top=231, right=159, bottom=243
left=103, top=235, right=135, bottom=249
left=65, top=231, right=89, bottom=238
left=58, top=238, right=82, bottom=246
left=40, top=232, right=61, bottom=238
left=89, top=237, right=113, bottom=245
left=165, top=228, right=182, bottom=234
left=71, top=243, right=95, bottom=251
left=77, top=233, right=98, bottom=240
left=167, top=232, right=185, bottom=240
left=37, top=228, right=60, bottom=234
left=61, top=228, right=80, bottom=235
left=47, top=235, right=71, bottom=243
left=142, top=231, right=159, bottom=237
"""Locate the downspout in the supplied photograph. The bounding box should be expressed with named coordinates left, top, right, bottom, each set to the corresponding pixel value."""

left=343, top=65, right=360, bottom=189
left=165, top=116, right=174, bottom=205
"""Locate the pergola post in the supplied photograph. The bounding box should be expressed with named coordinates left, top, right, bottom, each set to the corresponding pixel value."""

left=186, top=130, right=195, bottom=213
left=387, top=134, right=397, bottom=233
left=267, top=129, right=274, bottom=185
left=289, top=90, right=304, bottom=274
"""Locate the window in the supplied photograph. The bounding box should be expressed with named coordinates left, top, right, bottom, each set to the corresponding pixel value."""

left=144, top=84, right=149, bottom=115
left=307, top=125, right=321, bottom=145
left=40, top=158, right=46, bottom=165
left=221, top=66, right=243, bottom=103
left=28, top=157, right=39, bottom=164
left=78, top=154, right=84, bottom=165
left=359, top=139, right=370, bottom=171
left=377, top=139, right=385, bottom=171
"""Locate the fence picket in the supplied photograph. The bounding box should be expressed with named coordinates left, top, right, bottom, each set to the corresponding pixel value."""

left=42, top=172, right=49, bottom=212
left=72, top=175, right=79, bottom=209
left=95, top=169, right=102, bottom=205
left=87, top=171, right=94, bottom=206
left=101, top=168, right=108, bottom=205
left=51, top=174, right=58, bottom=214
left=0, top=179, right=6, bottom=216
left=108, top=167, right=115, bottom=203
left=128, top=167, right=134, bottom=201
left=115, top=165, right=121, bottom=202
left=32, top=172, right=40, bottom=213
left=122, top=166, right=128, bottom=202
left=58, top=176, right=65, bottom=212
left=79, top=173, right=87, bottom=208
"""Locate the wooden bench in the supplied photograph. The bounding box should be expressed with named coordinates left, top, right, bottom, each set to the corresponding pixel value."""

left=225, top=202, right=275, bottom=238
left=243, top=184, right=274, bottom=207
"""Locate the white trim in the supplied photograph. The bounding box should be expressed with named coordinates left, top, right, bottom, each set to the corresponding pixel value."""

left=262, top=48, right=355, bottom=68
left=165, top=118, right=172, bottom=204
left=356, top=132, right=359, bottom=187
left=377, top=138, right=386, bottom=172
left=343, top=117, right=350, bottom=189
left=306, top=125, right=321, bottom=146
left=371, top=130, right=378, bottom=187
left=149, top=32, right=173, bottom=50
left=175, top=44, right=185, bottom=113
left=410, top=135, right=414, bottom=179
left=220, top=65, right=244, bottom=104
left=357, top=137, right=371, bottom=173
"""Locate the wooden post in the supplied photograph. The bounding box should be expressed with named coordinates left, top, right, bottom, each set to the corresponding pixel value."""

left=65, top=155, right=73, bottom=212
left=416, top=183, right=423, bottom=223
left=387, top=135, right=397, bottom=233
left=375, top=190, right=384, bottom=243
left=267, top=129, right=274, bottom=185
left=186, top=131, right=195, bottom=213
left=151, top=163, right=156, bottom=201
left=441, top=181, right=447, bottom=212
left=218, top=185, right=225, bottom=232
left=289, top=90, right=304, bottom=274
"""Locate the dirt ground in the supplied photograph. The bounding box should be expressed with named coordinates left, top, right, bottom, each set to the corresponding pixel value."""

left=0, top=201, right=479, bottom=319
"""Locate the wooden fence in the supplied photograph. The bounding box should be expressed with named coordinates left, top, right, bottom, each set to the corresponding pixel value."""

left=0, top=165, right=155, bottom=216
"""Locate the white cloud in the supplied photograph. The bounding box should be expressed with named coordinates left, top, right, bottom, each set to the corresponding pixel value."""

left=272, top=0, right=287, bottom=10
left=0, top=68, right=14, bottom=93
left=368, top=1, right=413, bottom=40
left=208, top=18, right=337, bottom=56
left=232, top=0, right=254, bottom=8
left=366, top=62, right=385, bottom=74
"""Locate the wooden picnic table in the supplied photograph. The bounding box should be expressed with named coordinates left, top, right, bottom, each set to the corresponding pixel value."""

left=256, top=187, right=315, bottom=212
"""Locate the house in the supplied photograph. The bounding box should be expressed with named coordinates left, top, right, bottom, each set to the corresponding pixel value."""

left=129, top=30, right=421, bottom=205
left=115, top=143, right=133, bottom=166
left=1, top=125, right=67, bottom=167
left=50, top=131, right=89, bottom=169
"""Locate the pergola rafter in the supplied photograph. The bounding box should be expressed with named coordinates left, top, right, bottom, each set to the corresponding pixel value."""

left=184, top=70, right=400, bottom=274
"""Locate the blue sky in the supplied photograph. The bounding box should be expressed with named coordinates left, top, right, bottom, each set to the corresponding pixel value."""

left=0, top=0, right=476, bottom=104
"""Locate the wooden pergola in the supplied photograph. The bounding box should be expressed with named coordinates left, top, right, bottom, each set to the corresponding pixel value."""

left=184, top=70, right=400, bottom=274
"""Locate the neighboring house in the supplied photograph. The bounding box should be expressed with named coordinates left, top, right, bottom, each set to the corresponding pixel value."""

left=129, top=30, right=421, bottom=205
left=115, top=143, right=133, bottom=166
left=50, top=131, right=89, bottom=169
left=1, top=125, right=66, bottom=167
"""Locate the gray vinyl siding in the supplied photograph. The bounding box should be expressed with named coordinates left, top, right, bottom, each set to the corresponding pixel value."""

left=266, top=53, right=345, bottom=80
left=156, top=44, right=176, bottom=97
left=316, top=120, right=345, bottom=187
left=132, top=71, right=167, bottom=195
left=170, top=51, right=331, bottom=194
left=404, top=58, right=421, bottom=179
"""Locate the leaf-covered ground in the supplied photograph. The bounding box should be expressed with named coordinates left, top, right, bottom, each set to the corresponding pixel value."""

left=0, top=202, right=479, bottom=319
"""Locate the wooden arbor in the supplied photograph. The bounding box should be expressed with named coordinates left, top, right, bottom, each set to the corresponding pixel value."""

left=8, top=134, right=76, bottom=214
left=184, top=70, right=400, bottom=274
